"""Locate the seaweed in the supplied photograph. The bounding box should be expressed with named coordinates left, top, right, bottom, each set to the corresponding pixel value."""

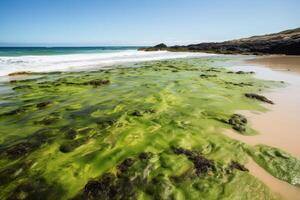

left=0, top=57, right=284, bottom=199
left=8, top=178, right=64, bottom=200
left=249, top=145, right=300, bottom=186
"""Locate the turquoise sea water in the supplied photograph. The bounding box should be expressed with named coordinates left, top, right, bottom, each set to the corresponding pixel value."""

left=0, top=46, right=209, bottom=76
left=0, top=46, right=142, bottom=56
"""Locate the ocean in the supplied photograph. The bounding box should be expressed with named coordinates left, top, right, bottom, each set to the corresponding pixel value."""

left=0, top=47, right=213, bottom=76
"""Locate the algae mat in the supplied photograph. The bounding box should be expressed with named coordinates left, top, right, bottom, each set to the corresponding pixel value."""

left=0, top=58, right=299, bottom=200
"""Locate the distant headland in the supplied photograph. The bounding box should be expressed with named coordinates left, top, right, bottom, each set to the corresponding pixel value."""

left=140, top=27, right=300, bottom=55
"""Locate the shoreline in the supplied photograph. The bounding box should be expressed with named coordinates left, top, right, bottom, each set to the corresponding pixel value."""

left=223, top=55, right=300, bottom=200
left=227, top=56, right=300, bottom=159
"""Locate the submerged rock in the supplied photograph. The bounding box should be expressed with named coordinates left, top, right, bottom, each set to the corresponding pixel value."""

left=245, top=93, right=274, bottom=104
left=228, top=114, right=247, bottom=133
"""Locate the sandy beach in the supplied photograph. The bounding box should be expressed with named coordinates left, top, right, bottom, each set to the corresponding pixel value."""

left=224, top=55, right=300, bottom=200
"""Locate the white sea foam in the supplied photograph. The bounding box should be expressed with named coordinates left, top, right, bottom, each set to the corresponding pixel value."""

left=0, top=50, right=215, bottom=76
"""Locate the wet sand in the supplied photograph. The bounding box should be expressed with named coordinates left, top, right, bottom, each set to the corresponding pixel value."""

left=246, top=158, right=300, bottom=200
left=228, top=56, right=300, bottom=159
left=224, top=55, right=300, bottom=200
left=247, top=55, right=300, bottom=74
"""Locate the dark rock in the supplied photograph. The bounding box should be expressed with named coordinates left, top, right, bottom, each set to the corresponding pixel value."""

left=12, top=85, right=32, bottom=90
left=131, top=110, right=143, bottom=117
left=245, top=93, right=274, bottom=104
left=34, top=115, right=60, bottom=125
left=154, top=43, right=167, bottom=49
left=0, top=107, right=25, bottom=116
left=0, top=128, right=55, bottom=159
left=205, top=68, right=221, bottom=72
left=229, top=161, right=249, bottom=172
left=8, top=71, right=33, bottom=76
left=0, top=163, right=25, bottom=186
left=140, top=28, right=300, bottom=55
left=138, top=152, right=153, bottom=160
left=36, top=101, right=52, bottom=109
left=228, top=114, right=247, bottom=133
left=3, top=142, right=35, bottom=159
left=59, top=138, right=87, bottom=153
left=8, top=178, right=64, bottom=200
left=83, top=175, right=116, bottom=200
left=200, top=74, right=217, bottom=78
left=235, top=71, right=255, bottom=74
left=225, top=81, right=253, bottom=87
left=96, top=116, right=118, bottom=128
left=64, top=128, right=77, bottom=140
left=172, top=146, right=214, bottom=175
left=144, top=109, right=156, bottom=114
left=117, top=158, right=135, bottom=173
left=84, top=79, right=110, bottom=87
left=74, top=172, right=137, bottom=200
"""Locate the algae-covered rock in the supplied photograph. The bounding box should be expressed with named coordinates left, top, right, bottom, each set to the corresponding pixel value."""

left=228, top=114, right=248, bottom=133
left=245, top=93, right=274, bottom=104
left=250, top=145, right=300, bottom=186
left=172, top=146, right=215, bottom=176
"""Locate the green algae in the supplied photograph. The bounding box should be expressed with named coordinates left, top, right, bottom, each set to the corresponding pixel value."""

left=0, top=57, right=288, bottom=199
left=249, top=145, right=300, bottom=186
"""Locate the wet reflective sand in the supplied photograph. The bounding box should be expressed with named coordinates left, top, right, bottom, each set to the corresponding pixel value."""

left=224, top=56, right=300, bottom=200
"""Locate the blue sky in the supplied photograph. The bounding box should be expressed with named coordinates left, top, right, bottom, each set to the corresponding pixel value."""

left=0, top=0, right=299, bottom=46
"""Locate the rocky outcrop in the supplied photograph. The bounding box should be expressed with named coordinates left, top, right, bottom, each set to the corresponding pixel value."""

left=140, top=28, right=300, bottom=55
